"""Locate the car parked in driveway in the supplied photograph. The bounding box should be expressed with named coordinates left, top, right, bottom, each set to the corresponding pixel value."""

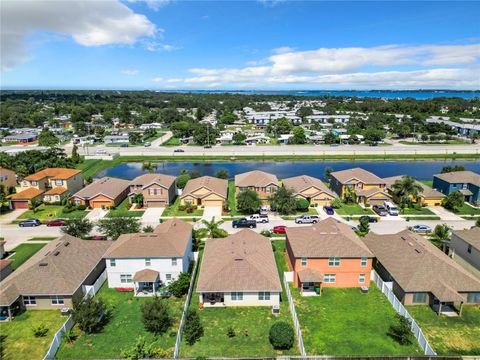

left=247, top=214, right=269, bottom=223
left=295, top=214, right=319, bottom=224
left=272, top=225, right=287, bottom=234
left=323, top=206, right=335, bottom=215
left=232, top=218, right=257, bottom=229
left=410, top=224, right=432, bottom=234
left=46, top=219, right=66, bottom=227
left=18, top=218, right=41, bottom=227
left=372, top=205, right=388, bottom=216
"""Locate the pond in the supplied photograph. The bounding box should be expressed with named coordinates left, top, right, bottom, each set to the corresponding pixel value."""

left=97, top=160, right=480, bottom=181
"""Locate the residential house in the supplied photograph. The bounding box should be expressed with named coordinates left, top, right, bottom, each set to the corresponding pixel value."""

left=180, top=176, right=228, bottom=207
left=0, top=235, right=112, bottom=320
left=72, top=177, right=130, bottom=208
left=103, top=219, right=193, bottom=296
left=282, top=175, right=337, bottom=206
left=197, top=229, right=282, bottom=307
left=363, top=230, right=480, bottom=314
left=0, top=168, right=16, bottom=190
left=330, top=167, right=392, bottom=206
left=0, top=259, right=13, bottom=281
left=432, top=171, right=480, bottom=205
left=449, top=227, right=480, bottom=272
left=140, top=122, right=163, bottom=130
left=10, top=168, right=82, bottom=209
left=384, top=175, right=445, bottom=206
left=128, top=173, right=176, bottom=208
left=235, top=170, right=279, bottom=203
left=286, top=218, right=373, bottom=295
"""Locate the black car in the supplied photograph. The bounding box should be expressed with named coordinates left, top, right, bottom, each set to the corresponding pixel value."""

left=18, top=218, right=41, bottom=227
left=372, top=205, right=388, bottom=216
left=174, top=149, right=185, bottom=153
left=204, top=145, right=212, bottom=149
left=359, top=215, right=378, bottom=223
left=232, top=218, right=256, bottom=229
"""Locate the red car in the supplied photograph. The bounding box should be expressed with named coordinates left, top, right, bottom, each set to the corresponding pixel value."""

left=272, top=225, right=287, bottom=234
left=46, top=219, right=66, bottom=227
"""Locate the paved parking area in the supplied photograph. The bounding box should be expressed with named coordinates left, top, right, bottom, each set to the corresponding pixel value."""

left=202, top=206, right=222, bottom=221
left=85, top=208, right=108, bottom=222
left=141, top=207, right=165, bottom=227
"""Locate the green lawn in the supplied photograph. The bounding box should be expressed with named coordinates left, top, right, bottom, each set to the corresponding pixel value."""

left=27, top=237, right=57, bottom=241
left=56, top=286, right=185, bottom=358
left=334, top=203, right=375, bottom=215
left=226, top=180, right=239, bottom=216
left=280, top=207, right=319, bottom=220
left=292, top=283, right=422, bottom=355
left=419, top=180, right=433, bottom=187
left=163, top=137, right=181, bottom=146
left=272, top=240, right=288, bottom=301
left=400, top=207, right=435, bottom=215
left=452, top=203, right=480, bottom=215
left=106, top=198, right=145, bottom=218
left=408, top=305, right=480, bottom=355
left=18, top=205, right=87, bottom=221
left=9, top=243, right=47, bottom=270
left=162, top=197, right=204, bottom=217
left=1, top=310, right=66, bottom=360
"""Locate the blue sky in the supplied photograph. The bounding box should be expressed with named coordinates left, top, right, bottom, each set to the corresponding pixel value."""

left=1, top=0, right=479, bottom=89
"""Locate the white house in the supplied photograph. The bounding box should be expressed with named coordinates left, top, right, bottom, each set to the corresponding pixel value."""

left=103, top=219, right=193, bottom=296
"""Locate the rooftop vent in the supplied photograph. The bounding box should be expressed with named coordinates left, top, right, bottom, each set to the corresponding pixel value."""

left=415, top=249, right=422, bottom=254
left=64, top=241, right=70, bottom=247
left=39, top=262, right=48, bottom=267
left=53, top=251, right=60, bottom=256
left=401, top=236, right=407, bottom=241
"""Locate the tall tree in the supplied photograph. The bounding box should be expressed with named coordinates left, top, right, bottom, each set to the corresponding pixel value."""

left=201, top=218, right=228, bottom=238
left=61, top=218, right=93, bottom=239
left=391, top=176, right=423, bottom=204
left=269, top=186, right=297, bottom=215
left=38, top=128, right=59, bottom=147
left=236, top=189, right=262, bottom=214
left=215, top=168, right=229, bottom=179
left=98, top=217, right=141, bottom=240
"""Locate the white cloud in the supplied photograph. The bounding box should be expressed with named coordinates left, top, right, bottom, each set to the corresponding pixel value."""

left=144, top=41, right=181, bottom=52
left=127, top=0, right=171, bottom=11
left=1, top=0, right=157, bottom=71
left=121, top=69, right=139, bottom=76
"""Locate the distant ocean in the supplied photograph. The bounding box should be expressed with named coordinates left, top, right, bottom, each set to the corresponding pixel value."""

left=175, top=90, right=480, bottom=100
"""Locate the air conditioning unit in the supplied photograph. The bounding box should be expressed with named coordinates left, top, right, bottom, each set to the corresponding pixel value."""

left=360, top=286, right=369, bottom=294
left=272, top=305, right=280, bottom=314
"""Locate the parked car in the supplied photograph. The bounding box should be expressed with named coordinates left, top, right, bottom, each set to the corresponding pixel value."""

left=295, top=214, right=319, bottom=224
left=18, top=218, right=41, bottom=227
left=259, top=205, right=268, bottom=215
left=247, top=214, right=269, bottom=223
left=272, top=225, right=287, bottom=234
left=410, top=224, right=432, bottom=234
left=92, top=235, right=106, bottom=240
left=323, top=206, right=335, bottom=215
left=174, top=149, right=185, bottom=153
left=384, top=201, right=399, bottom=216
left=120, top=144, right=129, bottom=148
left=359, top=215, right=378, bottom=223
left=144, top=142, right=151, bottom=147
left=232, top=218, right=257, bottom=229
left=372, top=205, right=388, bottom=216
left=204, top=145, right=212, bottom=149
left=46, top=219, right=66, bottom=227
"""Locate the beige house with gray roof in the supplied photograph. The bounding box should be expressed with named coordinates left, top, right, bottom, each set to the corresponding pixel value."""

left=283, top=175, right=337, bottom=206
left=235, top=170, right=279, bottom=202
left=180, top=176, right=228, bottom=207
left=197, top=229, right=282, bottom=307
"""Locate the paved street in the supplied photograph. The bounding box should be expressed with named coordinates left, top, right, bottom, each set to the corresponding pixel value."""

left=0, top=224, right=63, bottom=251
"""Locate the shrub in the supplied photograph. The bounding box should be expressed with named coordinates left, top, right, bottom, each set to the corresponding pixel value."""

left=64, top=329, right=77, bottom=343
left=178, top=204, right=187, bottom=211
left=331, top=198, right=342, bottom=209
left=169, top=272, right=191, bottom=297
left=76, top=204, right=87, bottom=210
left=296, top=198, right=310, bottom=212
left=143, top=225, right=154, bottom=233
left=62, top=206, right=74, bottom=213
left=32, top=324, right=48, bottom=337
left=183, top=309, right=204, bottom=345
left=260, top=230, right=272, bottom=237
left=388, top=314, right=414, bottom=345
left=72, top=297, right=108, bottom=334
left=226, top=326, right=236, bottom=338
left=269, top=321, right=294, bottom=350
left=121, top=336, right=168, bottom=360
left=141, top=297, right=172, bottom=335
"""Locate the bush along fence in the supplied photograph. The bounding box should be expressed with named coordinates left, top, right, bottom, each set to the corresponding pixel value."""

left=43, top=269, right=107, bottom=360
left=283, top=273, right=307, bottom=356
left=371, top=270, right=436, bottom=356
left=174, top=252, right=200, bottom=358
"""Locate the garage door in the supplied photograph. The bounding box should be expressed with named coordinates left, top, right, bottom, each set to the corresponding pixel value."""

left=313, top=199, right=332, bottom=206
left=147, top=200, right=166, bottom=208
left=202, top=199, right=224, bottom=207
left=11, top=200, right=29, bottom=209
left=368, top=199, right=386, bottom=206
left=91, top=201, right=113, bottom=209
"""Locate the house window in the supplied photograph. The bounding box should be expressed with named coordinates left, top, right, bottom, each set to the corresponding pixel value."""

left=145, top=258, right=151, bottom=266
left=166, top=274, right=172, bottom=281
left=258, top=291, right=271, bottom=300
left=172, top=258, right=177, bottom=266
left=51, top=296, right=64, bottom=305
left=328, top=257, right=340, bottom=266
left=462, top=183, right=468, bottom=190
left=468, top=244, right=472, bottom=254
left=358, top=274, right=366, bottom=284
left=357, top=183, right=364, bottom=189
left=55, top=180, right=63, bottom=186
left=412, top=292, right=427, bottom=303
left=467, top=292, right=480, bottom=303
left=231, top=292, right=243, bottom=301
left=31, top=181, right=38, bottom=186
left=24, top=296, right=36, bottom=305
left=120, top=274, right=132, bottom=283
left=266, top=186, right=270, bottom=193
left=324, top=274, right=336, bottom=283
left=301, top=257, right=307, bottom=266
left=110, top=259, right=116, bottom=267
left=361, top=257, right=368, bottom=267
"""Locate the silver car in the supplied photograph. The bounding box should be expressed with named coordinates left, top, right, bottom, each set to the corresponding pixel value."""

left=410, top=224, right=432, bottom=234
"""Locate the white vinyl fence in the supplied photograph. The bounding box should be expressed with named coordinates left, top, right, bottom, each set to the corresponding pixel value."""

left=371, top=270, right=436, bottom=355
left=43, top=270, right=107, bottom=360
left=283, top=274, right=307, bottom=356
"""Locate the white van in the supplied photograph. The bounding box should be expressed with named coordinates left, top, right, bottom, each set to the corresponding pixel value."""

left=384, top=201, right=399, bottom=216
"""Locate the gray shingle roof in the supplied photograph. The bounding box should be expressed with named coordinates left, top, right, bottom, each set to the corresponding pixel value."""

left=73, top=177, right=130, bottom=200
left=330, top=167, right=385, bottom=185
left=235, top=170, right=279, bottom=188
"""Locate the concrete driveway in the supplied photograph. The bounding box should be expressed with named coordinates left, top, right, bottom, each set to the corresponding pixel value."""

left=0, top=209, right=27, bottom=224
left=141, top=207, right=165, bottom=227
left=0, top=224, right=62, bottom=251
left=85, top=208, right=108, bottom=222
left=202, top=206, right=223, bottom=222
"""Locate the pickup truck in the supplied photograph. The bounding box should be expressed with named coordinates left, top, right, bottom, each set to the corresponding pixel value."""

left=247, top=214, right=269, bottom=223
left=232, top=218, right=257, bottom=229
left=294, top=214, right=319, bottom=224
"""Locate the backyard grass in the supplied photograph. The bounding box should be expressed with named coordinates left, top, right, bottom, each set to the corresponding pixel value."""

left=452, top=203, right=480, bottom=215
left=18, top=205, right=87, bottom=221
left=162, top=137, right=181, bottom=146
left=226, top=180, right=239, bottom=216
left=106, top=198, right=145, bottom=218
left=419, top=180, right=433, bottom=187
left=1, top=310, right=66, bottom=360
left=162, top=197, right=204, bottom=217
left=56, top=285, right=185, bottom=358
left=291, top=283, right=422, bottom=355
left=27, top=237, right=57, bottom=241
left=400, top=207, right=435, bottom=215
left=408, top=305, right=480, bottom=355
left=272, top=239, right=288, bottom=301
left=334, top=203, right=375, bottom=216
left=9, top=243, right=47, bottom=270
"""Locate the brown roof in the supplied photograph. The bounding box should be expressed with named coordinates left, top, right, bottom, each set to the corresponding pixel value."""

left=9, top=187, right=44, bottom=200
left=0, top=259, right=12, bottom=271
left=133, top=269, right=159, bottom=282
left=181, top=176, right=228, bottom=200
left=355, top=187, right=391, bottom=199
left=0, top=283, right=20, bottom=306
left=44, top=186, right=68, bottom=195
left=282, top=175, right=336, bottom=198
left=235, top=170, right=279, bottom=188
left=73, top=177, right=130, bottom=200
left=330, top=167, right=385, bottom=185
left=0, top=235, right=112, bottom=304
left=297, top=268, right=323, bottom=283
left=452, top=227, right=480, bottom=251
left=130, top=173, right=176, bottom=190
left=24, top=168, right=81, bottom=181
left=196, top=229, right=282, bottom=292
left=286, top=217, right=373, bottom=258
left=434, top=171, right=480, bottom=187
left=362, top=230, right=480, bottom=297
left=383, top=175, right=445, bottom=199
left=104, top=218, right=192, bottom=258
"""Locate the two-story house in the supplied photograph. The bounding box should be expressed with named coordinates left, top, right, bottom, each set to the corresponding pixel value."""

left=432, top=171, right=480, bottom=205
left=449, top=227, right=480, bottom=272
left=285, top=217, right=373, bottom=295
left=282, top=175, right=337, bottom=207
left=103, top=219, right=193, bottom=296
left=180, top=176, right=228, bottom=207
left=234, top=170, right=279, bottom=203
left=10, top=168, right=82, bottom=209
left=128, top=173, right=177, bottom=208
left=329, top=167, right=392, bottom=206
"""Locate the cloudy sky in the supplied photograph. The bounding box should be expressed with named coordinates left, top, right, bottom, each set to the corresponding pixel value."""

left=1, top=0, right=479, bottom=90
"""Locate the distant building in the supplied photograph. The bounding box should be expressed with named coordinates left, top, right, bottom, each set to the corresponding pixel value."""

left=3, top=133, right=38, bottom=143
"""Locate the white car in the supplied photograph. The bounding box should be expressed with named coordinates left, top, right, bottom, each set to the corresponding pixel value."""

left=410, top=224, right=432, bottom=234
left=247, top=214, right=269, bottom=223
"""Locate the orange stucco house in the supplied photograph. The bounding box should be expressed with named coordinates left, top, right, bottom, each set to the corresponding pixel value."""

left=285, top=217, right=373, bottom=295
left=72, top=177, right=130, bottom=209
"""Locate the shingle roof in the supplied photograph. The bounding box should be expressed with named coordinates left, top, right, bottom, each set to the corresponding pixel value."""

left=181, top=176, right=228, bottom=199
left=24, top=168, right=81, bottom=181
left=286, top=217, right=373, bottom=258
left=362, top=230, right=480, bottom=298
left=434, top=171, right=480, bottom=187
left=452, top=227, right=480, bottom=251
left=73, top=177, right=130, bottom=200
left=0, top=283, right=20, bottom=306
left=0, top=259, right=12, bottom=272
left=235, top=170, right=279, bottom=188
left=282, top=175, right=336, bottom=198
left=104, top=219, right=192, bottom=258
left=355, top=187, right=391, bottom=199
left=297, top=268, right=323, bottom=283
left=330, top=167, right=385, bottom=185
left=44, top=187, right=68, bottom=195
left=9, top=187, right=45, bottom=200
left=129, top=173, right=176, bottom=190
left=133, top=269, right=159, bottom=282
left=196, top=229, right=282, bottom=292
left=383, top=175, right=445, bottom=199
left=0, top=235, right=112, bottom=304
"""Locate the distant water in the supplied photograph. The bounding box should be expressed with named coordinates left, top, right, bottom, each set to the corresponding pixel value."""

left=170, top=90, right=480, bottom=100
left=98, top=160, right=480, bottom=181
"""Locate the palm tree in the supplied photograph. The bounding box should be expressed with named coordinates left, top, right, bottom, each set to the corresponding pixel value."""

left=391, top=176, right=423, bottom=205
left=141, top=162, right=158, bottom=173
left=201, top=217, right=227, bottom=238
left=430, top=224, right=451, bottom=252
